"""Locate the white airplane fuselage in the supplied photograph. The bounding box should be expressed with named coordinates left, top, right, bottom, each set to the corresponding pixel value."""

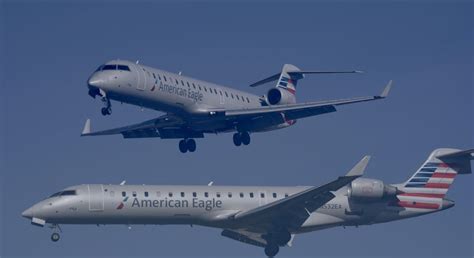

left=21, top=183, right=452, bottom=233
left=87, top=60, right=293, bottom=133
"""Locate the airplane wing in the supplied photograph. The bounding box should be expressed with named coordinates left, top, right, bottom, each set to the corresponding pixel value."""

left=80, top=114, right=193, bottom=139
left=230, top=156, right=370, bottom=232
left=225, top=81, right=392, bottom=121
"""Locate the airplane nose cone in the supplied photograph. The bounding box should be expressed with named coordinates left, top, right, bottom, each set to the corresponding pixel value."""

left=88, top=77, right=105, bottom=88
left=22, top=207, right=34, bottom=219
left=442, top=199, right=455, bottom=209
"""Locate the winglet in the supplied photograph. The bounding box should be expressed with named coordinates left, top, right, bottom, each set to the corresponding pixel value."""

left=379, top=80, right=392, bottom=98
left=81, top=119, right=91, bottom=136
left=345, top=155, right=371, bottom=177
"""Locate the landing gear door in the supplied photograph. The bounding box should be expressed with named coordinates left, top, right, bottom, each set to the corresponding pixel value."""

left=88, top=184, right=104, bottom=212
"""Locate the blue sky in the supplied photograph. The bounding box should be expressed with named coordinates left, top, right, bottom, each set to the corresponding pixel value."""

left=1, top=1, right=472, bottom=257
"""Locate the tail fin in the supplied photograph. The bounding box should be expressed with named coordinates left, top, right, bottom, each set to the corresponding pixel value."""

left=401, top=148, right=473, bottom=198
left=249, top=64, right=362, bottom=97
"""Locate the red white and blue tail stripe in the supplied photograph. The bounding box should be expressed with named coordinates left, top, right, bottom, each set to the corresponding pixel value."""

left=396, top=148, right=473, bottom=210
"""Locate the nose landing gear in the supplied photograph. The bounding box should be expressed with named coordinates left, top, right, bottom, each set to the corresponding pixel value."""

left=101, top=97, right=112, bottom=116
left=233, top=132, right=251, bottom=147
left=49, top=224, right=62, bottom=242
left=51, top=232, right=60, bottom=242
left=178, top=139, right=197, bottom=153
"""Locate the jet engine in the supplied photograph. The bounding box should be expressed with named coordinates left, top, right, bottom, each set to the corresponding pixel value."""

left=266, top=88, right=295, bottom=105
left=347, top=178, right=398, bottom=201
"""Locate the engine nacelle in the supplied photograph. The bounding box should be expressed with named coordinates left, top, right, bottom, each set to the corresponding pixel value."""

left=266, top=88, right=295, bottom=105
left=347, top=178, right=397, bottom=201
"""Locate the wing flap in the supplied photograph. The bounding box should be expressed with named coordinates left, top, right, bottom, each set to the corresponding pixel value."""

left=221, top=229, right=267, bottom=248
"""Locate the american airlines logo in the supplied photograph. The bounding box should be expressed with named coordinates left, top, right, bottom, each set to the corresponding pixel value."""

left=116, top=196, right=129, bottom=210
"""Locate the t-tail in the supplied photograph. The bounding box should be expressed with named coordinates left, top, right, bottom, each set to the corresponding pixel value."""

left=397, top=148, right=473, bottom=210
left=250, top=64, right=362, bottom=105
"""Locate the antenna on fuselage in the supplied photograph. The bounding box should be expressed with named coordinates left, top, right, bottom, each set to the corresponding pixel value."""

left=178, top=71, right=182, bottom=76
left=208, top=181, right=214, bottom=186
left=120, top=180, right=126, bottom=185
left=135, top=60, right=139, bottom=64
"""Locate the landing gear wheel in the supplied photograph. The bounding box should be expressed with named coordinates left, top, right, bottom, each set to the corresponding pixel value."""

left=101, top=107, right=111, bottom=116
left=186, top=139, right=196, bottom=152
left=241, top=132, right=251, bottom=145
left=178, top=140, right=188, bottom=153
left=51, top=232, right=60, bottom=242
left=264, top=245, right=279, bottom=258
left=233, top=133, right=242, bottom=146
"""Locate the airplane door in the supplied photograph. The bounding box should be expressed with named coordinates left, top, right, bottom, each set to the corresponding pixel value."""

left=134, top=65, right=146, bottom=91
left=258, top=191, right=267, bottom=206
left=88, top=184, right=104, bottom=212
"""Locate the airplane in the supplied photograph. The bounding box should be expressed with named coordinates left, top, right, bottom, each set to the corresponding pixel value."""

left=81, top=60, right=392, bottom=153
left=22, top=148, right=472, bottom=257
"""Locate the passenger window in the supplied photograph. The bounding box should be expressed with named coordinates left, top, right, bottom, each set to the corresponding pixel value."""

left=285, top=193, right=289, bottom=198
left=228, top=192, right=232, bottom=198
left=231, top=93, right=234, bottom=99
left=169, top=192, right=173, bottom=197
left=181, top=80, right=185, bottom=86
left=225, top=92, right=229, bottom=97
left=273, top=193, right=277, bottom=198
left=204, top=87, right=207, bottom=92
left=199, top=85, right=202, bottom=90
left=157, top=74, right=161, bottom=80
left=193, top=192, right=197, bottom=197
left=132, top=191, right=137, bottom=197
left=122, top=191, right=126, bottom=197
left=240, top=193, right=244, bottom=198
left=250, top=192, right=254, bottom=198
left=214, top=89, right=218, bottom=94
left=181, top=192, right=185, bottom=197
left=219, top=91, right=223, bottom=96
left=246, top=97, right=250, bottom=103
left=187, top=82, right=190, bottom=87
left=145, top=192, right=149, bottom=197
left=204, top=192, right=209, bottom=198
left=175, top=79, right=179, bottom=85
left=260, top=193, right=265, bottom=198
left=164, top=76, right=167, bottom=82
left=236, top=95, right=240, bottom=100
left=193, top=84, right=196, bottom=89
left=152, top=73, right=156, bottom=79
left=216, top=192, right=221, bottom=198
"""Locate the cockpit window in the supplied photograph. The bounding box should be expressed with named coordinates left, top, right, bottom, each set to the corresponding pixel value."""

left=49, top=190, right=77, bottom=198
left=117, top=65, right=131, bottom=71
left=102, top=64, right=117, bottom=70
left=95, top=65, right=105, bottom=72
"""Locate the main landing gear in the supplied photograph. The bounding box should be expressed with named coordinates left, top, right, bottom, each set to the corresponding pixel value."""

left=233, top=132, right=251, bottom=147
left=264, top=244, right=279, bottom=258
left=100, top=97, right=112, bottom=116
left=179, top=139, right=196, bottom=153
